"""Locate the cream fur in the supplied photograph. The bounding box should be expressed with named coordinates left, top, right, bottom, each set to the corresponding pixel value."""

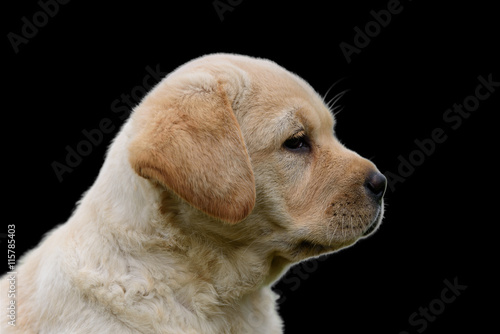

left=1, top=54, right=385, bottom=333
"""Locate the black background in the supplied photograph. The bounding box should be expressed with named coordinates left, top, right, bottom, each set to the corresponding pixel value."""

left=3, top=0, right=498, bottom=333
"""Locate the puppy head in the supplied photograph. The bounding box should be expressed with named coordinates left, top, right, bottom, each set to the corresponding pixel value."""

left=128, top=54, right=386, bottom=261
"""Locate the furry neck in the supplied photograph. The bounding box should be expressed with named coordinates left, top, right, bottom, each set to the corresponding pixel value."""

left=73, top=124, right=279, bottom=319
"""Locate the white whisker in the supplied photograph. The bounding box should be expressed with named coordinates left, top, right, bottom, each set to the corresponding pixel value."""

left=331, top=105, right=345, bottom=117
left=349, top=216, right=354, bottom=236
left=322, top=78, right=345, bottom=102
left=326, top=220, right=331, bottom=242
left=330, top=221, right=339, bottom=244
left=326, top=90, right=349, bottom=112
left=358, top=216, right=364, bottom=231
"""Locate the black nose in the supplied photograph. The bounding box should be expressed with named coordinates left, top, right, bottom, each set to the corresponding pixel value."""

left=364, top=171, right=387, bottom=201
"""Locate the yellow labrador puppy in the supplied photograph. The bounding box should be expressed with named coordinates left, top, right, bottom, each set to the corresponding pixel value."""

left=1, top=54, right=386, bottom=333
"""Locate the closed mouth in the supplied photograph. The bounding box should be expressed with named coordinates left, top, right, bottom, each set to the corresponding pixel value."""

left=362, top=207, right=382, bottom=237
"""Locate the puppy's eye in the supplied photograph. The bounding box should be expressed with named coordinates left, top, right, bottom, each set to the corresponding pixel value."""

left=283, top=132, right=311, bottom=152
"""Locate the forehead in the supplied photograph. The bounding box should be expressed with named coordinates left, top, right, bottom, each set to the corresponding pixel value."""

left=237, top=60, right=335, bottom=143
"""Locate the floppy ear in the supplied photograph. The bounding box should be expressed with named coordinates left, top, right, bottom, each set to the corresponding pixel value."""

left=128, top=72, right=255, bottom=224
